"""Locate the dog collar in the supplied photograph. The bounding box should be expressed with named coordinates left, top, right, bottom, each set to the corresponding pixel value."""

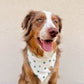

left=27, top=50, right=56, bottom=82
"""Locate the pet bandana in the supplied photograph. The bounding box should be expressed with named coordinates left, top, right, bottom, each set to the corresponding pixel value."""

left=27, top=50, right=56, bottom=82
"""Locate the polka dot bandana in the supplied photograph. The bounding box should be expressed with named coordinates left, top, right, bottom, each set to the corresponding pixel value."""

left=27, top=50, right=56, bottom=82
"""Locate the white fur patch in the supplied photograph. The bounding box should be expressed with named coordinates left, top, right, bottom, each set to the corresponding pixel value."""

left=39, top=11, right=56, bottom=40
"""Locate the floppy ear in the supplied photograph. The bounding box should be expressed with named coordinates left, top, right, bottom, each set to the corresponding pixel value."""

left=58, top=17, right=62, bottom=33
left=21, top=10, right=35, bottom=30
left=56, top=34, right=61, bottom=45
left=56, top=16, right=62, bottom=45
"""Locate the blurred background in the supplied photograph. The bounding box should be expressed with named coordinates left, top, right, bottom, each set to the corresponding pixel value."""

left=0, top=0, right=84, bottom=84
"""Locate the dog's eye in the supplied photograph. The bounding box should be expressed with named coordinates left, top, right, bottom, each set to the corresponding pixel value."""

left=54, top=21, right=58, bottom=24
left=37, top=18, right=43, bottom=22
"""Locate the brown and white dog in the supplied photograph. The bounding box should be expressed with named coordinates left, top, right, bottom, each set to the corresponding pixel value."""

left=19, top=10, right=62, bottom=84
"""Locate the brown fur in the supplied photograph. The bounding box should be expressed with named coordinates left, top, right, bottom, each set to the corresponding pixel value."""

left=19, top=10, right=62, bottom=84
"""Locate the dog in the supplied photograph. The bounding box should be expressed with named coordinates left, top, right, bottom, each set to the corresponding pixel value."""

left=19, top=10, right=62, bottom=84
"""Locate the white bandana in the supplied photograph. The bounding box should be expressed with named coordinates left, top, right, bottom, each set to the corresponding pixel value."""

left=27, top=50, right=56, bottom=82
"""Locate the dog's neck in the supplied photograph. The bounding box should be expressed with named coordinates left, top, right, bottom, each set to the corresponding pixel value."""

left=28, top=48, right=55, bottom=59
left=43, top=50, right=54, bottom=59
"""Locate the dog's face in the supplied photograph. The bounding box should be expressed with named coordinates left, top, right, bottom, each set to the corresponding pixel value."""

left=22, top=10, right=62, bottom=57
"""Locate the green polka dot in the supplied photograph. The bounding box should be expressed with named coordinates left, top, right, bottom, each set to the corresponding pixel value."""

left=39, top=65, right=41, bottom=67
left=34, top=65, right=36, bottom=68
left=32, top=54, right=34, bottom=56
left=33, top=60, right=36, bottom=62
left=50, top=66, right=53, bottom=68
left=29, top=61, right=31, bottom=64
left=43, top=61, right=46, bottom=64
left=53, top=59, right=55, bottom=61
left=44, top=67, right=46, bottom=70
left=36, top=74, right=38, bottom=77
left=48, top=72, right=50, bottom=75
left=43, top=76, right=45, bottom=78
left=49, top=60, right=51, bottom=62
left=37, top=70, right=39, bottom=72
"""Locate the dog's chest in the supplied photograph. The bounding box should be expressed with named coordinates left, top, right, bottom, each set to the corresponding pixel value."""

left=27, top=50, right=56, bottom=83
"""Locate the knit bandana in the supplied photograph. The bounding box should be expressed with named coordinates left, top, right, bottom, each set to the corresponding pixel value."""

left=27, top=50, right=56, bottom=82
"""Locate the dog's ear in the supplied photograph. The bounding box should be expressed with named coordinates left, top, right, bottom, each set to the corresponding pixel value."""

left=56, top=16, right=62, bottom=45
left=21, top=10, right=35, bottom=30
left=58, top=17, right=62, bottom=33
left=56, top=34, right=61, bottom=45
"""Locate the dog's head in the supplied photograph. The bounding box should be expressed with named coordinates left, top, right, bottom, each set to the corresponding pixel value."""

left=22, top=10, right=62, bottom=57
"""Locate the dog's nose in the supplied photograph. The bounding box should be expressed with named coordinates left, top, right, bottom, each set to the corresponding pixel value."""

left=48, top=28, right=58, bottom=38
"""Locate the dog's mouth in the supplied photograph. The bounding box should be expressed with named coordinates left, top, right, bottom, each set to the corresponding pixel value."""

left=37, top=37, right=53, bottom=52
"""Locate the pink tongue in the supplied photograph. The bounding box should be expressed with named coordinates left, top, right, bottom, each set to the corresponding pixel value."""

left=40, top=40, right=53, bottom=52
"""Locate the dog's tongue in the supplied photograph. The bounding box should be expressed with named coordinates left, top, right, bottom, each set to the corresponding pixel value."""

left=40, top=40, right=53, bottom=52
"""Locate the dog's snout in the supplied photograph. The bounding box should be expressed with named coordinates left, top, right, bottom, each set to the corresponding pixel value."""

left=48, top=28, right=58, bottom=38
